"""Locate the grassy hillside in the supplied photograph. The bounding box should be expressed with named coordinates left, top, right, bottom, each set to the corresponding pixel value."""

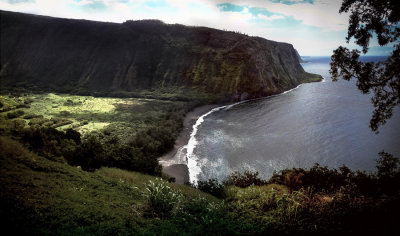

left=1, top=135, right=399, bottom=235
left=0, top=137, right=220, bottom=235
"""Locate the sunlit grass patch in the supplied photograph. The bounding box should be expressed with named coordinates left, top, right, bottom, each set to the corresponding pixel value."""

left=1, top=92, right=187, bottom=140
left=78, top=122, right=110, bottom=134
left=26, top=93, right=144, bottom=118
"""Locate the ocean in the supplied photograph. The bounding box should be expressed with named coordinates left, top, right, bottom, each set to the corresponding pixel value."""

left=187, top=56, right=400, bottom=182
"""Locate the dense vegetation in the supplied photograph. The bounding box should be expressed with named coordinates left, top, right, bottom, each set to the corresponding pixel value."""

left=0, top=92, right=211, bottom=176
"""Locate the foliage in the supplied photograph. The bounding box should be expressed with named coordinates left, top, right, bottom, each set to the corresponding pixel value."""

left=2, top=135, right=400, bottom=235
left=195, top=178, right=225, bottom=198
left=376, top=151, right=400, bottom=194
left=142, top=178, right=229, bottom=234
left=0, top=137, right=146, bottom=235
left=6, top=110, right=24, bottom=119
left=376, top=150, right=400, bottom=178
left=143, top=178, right=183, bottom=218
left=330, top=0, right=400, bottom=132
left=170, top=196, right=229, bottom=234
left=223, top=170, right=266, bottom=188
left=0, top=92, right=201, bottom=175
left=268, top=163, right=380, bottom=195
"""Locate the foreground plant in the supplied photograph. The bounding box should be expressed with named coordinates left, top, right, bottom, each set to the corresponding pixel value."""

left=143, top=178, right=182, bottom=218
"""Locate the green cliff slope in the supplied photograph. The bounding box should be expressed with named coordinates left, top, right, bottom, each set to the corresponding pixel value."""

left=0, top=11, right=321, bottom=101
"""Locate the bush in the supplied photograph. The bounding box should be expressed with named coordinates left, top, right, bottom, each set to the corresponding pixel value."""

left=376, top=151, right=400, bottom=179
left=65, top=128, right=81, bottom=144
left=7, top=110, right=24, bottom=119
left=67, top=134, right=105, bottom=170
left=269, top=164, right=377, bottom=194
left=175, top=196, right=227, bottom=230
left=376, top=151, right=400, bottom=195
left=224, top=170, right=266, bottom=188
left=23, top=114, right=43, bottom=119
left=196, top=179, right=225, bottom=198
left=143, top=178, right=182, bottom=218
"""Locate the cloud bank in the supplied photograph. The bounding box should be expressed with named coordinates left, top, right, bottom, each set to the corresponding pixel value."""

left=0, top=0, right=391, bottom=56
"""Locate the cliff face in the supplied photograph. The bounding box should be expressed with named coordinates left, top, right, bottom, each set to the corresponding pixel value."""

left=0, top=11, right=320, bottom=100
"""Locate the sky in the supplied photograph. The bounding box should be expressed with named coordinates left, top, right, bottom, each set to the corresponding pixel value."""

left=0, top=0, right=393, bottom=56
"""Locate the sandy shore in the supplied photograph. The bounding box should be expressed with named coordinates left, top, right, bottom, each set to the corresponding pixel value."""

left=159, top=104, right=220, bottom=184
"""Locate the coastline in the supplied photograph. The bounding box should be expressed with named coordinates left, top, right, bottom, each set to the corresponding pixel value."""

left=159, top=77, right=323, bottom=184
left=159, top=104, right=220, bottom=184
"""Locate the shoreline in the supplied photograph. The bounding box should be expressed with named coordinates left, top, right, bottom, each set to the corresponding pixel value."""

left=159, top=79, right=322, bottom=184
left=159, top=104, right=220, bottom=184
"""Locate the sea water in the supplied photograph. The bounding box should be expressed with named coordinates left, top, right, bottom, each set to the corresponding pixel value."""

left=187, top=56, right=400, bottom=182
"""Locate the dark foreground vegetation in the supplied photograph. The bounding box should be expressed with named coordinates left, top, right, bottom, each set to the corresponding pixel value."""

left=1, top=123, right=399, bottom=235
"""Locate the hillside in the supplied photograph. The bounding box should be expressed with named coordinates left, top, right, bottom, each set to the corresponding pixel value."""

left=0, top=10, right=321, bottom=101
left=1, top=135, right=399, bottom=235
left=0, top=137, right=220, bottom=235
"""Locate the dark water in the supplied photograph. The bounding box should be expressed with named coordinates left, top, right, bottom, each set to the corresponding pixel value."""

left=191, top=56, right=400, bottom=182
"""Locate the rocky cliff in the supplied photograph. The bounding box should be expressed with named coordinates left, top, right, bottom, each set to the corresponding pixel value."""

left=0, top=11, right=321, bottom=101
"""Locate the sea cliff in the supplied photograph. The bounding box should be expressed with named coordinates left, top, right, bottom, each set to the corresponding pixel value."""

left=0, top=10, right=321, bottom=101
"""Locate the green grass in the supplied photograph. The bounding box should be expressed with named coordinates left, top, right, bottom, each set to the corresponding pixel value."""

left=96, top=167, right=216, bottom=201
left=0, top=93, right=193, bottom=139
left=0, top=137, right=218, bottom=235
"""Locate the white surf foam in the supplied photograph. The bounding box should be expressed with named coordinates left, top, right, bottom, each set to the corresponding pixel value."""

left=186, top=84, right=305, bottom=183
left=186, top=105, right=227, bottom=183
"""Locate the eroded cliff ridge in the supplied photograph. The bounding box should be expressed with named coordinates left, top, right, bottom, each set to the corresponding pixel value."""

left=0, top=11, right=321, bottom=101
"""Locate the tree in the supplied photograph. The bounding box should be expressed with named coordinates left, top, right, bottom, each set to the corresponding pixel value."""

left=330, top=0, right=400, bottom=132
left=376, top=151, right=399, bottom=179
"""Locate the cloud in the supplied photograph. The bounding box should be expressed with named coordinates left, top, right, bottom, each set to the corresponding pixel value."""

left=257, top=14, right=284, bottom=21
left=1, top=0, right=388, bottom=56
left=270, top=0, right=314, bottom=5
left=210, top=0, right=348, bottom=31
left=7, top=0, right=33, bottom=3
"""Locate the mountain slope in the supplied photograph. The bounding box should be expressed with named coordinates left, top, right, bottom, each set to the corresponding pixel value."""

left=0, top=10, right=321, bottom=100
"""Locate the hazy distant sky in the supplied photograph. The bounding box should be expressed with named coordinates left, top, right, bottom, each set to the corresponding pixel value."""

left=0, top=0, right=393, bottom=56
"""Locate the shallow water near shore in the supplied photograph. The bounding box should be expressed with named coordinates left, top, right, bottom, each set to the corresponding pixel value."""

left=190, top=56, right=400, bottom=182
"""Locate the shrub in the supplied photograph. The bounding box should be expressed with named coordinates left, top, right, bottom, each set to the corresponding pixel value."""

left=269, top=164, right=377, bottom=194
left=23, top=114, right=43, bottom=119
left=196, top=179, right=225, bottom=198
left=376, top=151, right=400, bottom=195
left=28, top=117, right=48, bottom=126
left=68, top=134, right=106, bottom=171
left=28, top=128, right=45, bottom=149
left=59, top=110, right=71, bottom=117
left=376, top=151, right=400, bottom=179
left=7, top=110, right=24, bottom=119
left=224, top=170, right=266, bottom=188
left=65, top=128, right=81, bottom=144
left=143, top=178, right=182, bottom=218
left=176, top=196, right=227, bottom=229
